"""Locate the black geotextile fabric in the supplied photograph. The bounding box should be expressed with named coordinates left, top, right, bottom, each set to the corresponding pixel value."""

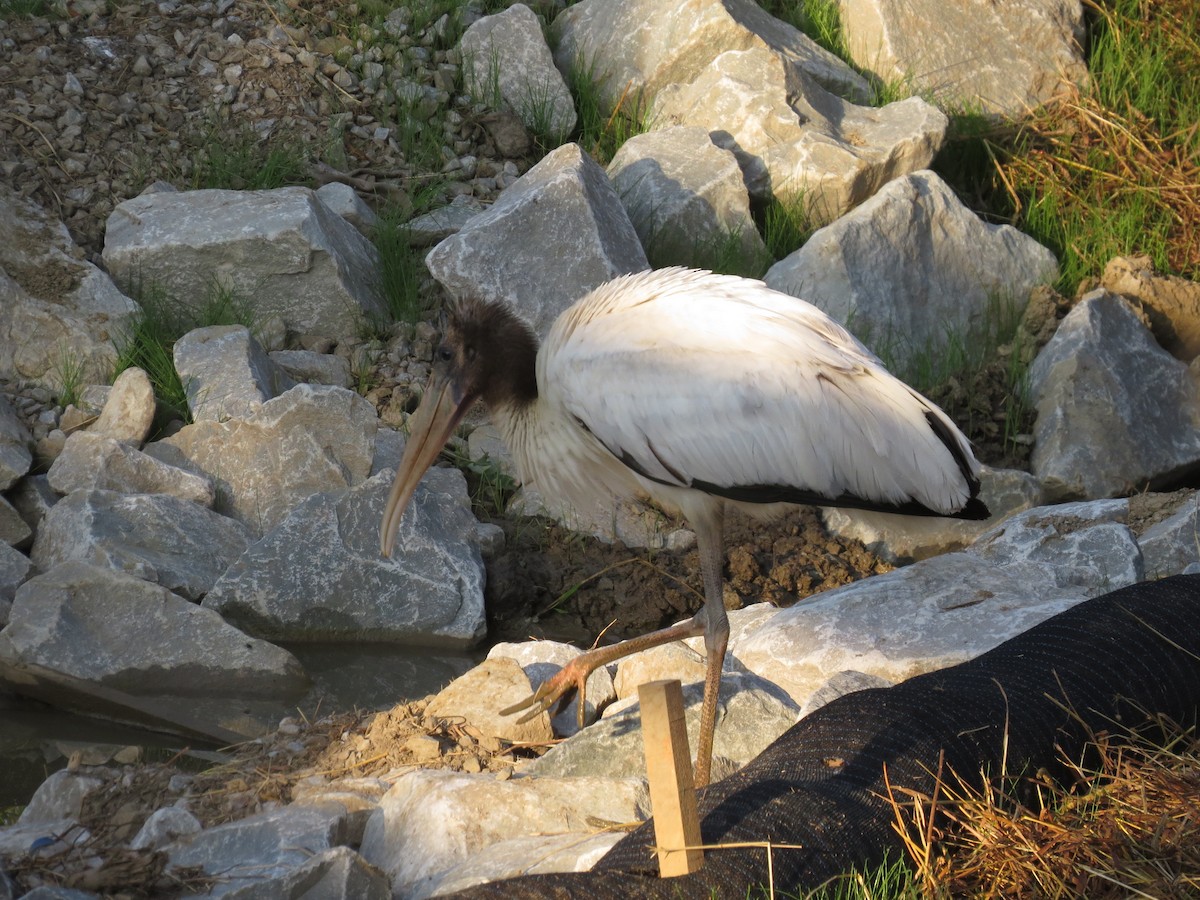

left=446, top=575, right=1200, bottom=899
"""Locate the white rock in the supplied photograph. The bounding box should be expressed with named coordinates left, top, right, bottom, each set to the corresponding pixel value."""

left=130, top=806, right=202, bottom=850
left=359, top=768, right=648, bottom=897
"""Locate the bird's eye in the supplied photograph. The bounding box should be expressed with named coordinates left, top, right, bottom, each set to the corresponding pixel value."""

left=437, top=345, right=453, bottom=363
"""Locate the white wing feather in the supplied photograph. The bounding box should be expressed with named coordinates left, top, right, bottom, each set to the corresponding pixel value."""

left=536, top=268, right=977, bottom=515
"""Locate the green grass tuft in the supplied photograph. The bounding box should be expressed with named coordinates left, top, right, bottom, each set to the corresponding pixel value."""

left=112, top=276, right=258, bottom=431
left=0, top=0, right=54, bottom=17
left=566, top=54, right=653, bottom=164
left=51, top=344, right=89, bottom=410
left=188, top=122, right=313, bottom=191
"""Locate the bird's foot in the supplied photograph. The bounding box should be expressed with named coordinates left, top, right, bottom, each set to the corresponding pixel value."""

left=500, top=655, right=595, bottom=729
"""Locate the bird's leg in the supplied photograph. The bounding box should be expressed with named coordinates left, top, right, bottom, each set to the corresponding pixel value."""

left=690, top=503, right=730, bottom=789
left=501, top=616, right=708, bottom=727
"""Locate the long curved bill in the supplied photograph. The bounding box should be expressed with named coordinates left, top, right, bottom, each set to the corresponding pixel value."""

left=380, top=372, right=469, bottom=557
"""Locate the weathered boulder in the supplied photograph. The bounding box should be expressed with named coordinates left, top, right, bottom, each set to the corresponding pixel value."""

left=163, top=801, right=367, bottom=898
left=315, top=181, right=379, bottom=236
left=0, top=184, right=140, bottom=387
left=31, top=489, right=251, bottom=601
left=766, top=169, right=1058, bottom=368
left=0, top=394, right=34, bottom=490
left=405, top=196, right=486, bottom=247
left=1, top=541, right=31, bottom=615
left=203, top=469, right=486, bottom=647
left=653, top=48, right=947, bottom=218
left=144, top=384, right=376, bottom=535
left=102, top=186, right=385, bottom=339
left=129, top=807, right=203, bottom=851
left=1140, top=493, right=1200, bottom=579
left=607, top=126, right=767, bottom=272
left=0, top=562, right=307, bottom=698
left=1029, top=289, right=1200, bottom=500
left=427, top=656, right=553, bottom=743
left=736, top=500, right=1141, bottom=707
left=173, top=324, right=297, bottom=422
left=269, top=349, right=353, bottom=389
left=0, top=495, right=32, bottom=550
left=461, top=3, right=576, bottom=142
left=425, top=143, right=648, bottom=340
left=421, top=832, right=623, bottom=899
left=90, top=366, right=156, bottom=445
left=46, top=432, right=216, bottom=507
left=551, top=0, right=869, bottom=111
left=5, top=474, right=56, bottom=537
left=838, top=0, right=1087, bottom=117
left=18, top=769, right=108, bottom=826
left=359, top=769, right=649, bottom=898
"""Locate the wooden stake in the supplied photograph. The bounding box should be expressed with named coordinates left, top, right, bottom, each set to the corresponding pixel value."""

left=639, top=679, right=704, bottom=876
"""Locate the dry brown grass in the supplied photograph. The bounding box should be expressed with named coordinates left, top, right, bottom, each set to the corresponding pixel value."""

left=985, top=0, right=1200, bottom=291
left=887, top=716, right=1200, bottom=898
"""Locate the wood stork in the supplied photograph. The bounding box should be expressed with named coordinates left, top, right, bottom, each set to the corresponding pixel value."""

left=381, top=267, right=990, bottom=788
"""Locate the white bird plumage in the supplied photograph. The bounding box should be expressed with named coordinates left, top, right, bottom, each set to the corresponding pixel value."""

left=381, top=267, right=989, bottom=788
left=514, top=267, right=979, bottom=522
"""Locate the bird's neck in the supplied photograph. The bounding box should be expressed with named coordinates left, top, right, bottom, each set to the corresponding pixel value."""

left=477, top=306, right=539, bottom=412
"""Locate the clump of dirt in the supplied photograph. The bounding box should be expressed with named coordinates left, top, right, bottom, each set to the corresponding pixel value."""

left=483, top=506, right=894, bottom=649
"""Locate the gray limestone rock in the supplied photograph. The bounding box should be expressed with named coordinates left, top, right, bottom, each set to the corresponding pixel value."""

left=102, top=186, right=385, bottom=340
left=0, top=394, right=33, bottom=491
left=0, top=495, right=32, bottom=550
left=1140, top=494, right=1200, bottom=579
left=607, top=126, right=768, bottom=272
left=1029, top=289, right=1200, bottom=500
left=551, top=0, right=869, bottom=112
left=736, top=499, right=1141, bottom=707
left=173, top=325, right=297, bottom=423
left=0, top=562, right=307, bottom=698
left=360, top=769, right=648, bottom=898
left=839, top=0, right=1087, bottom=117
left=144, top=384, right=376, bottom=536
left=766, top=169, right=1058, bottom=368
left=203, top=468, right=485, bottom=647
left=46, top=432, right=216, bottom=507
left=31, top=489, right=251, bottom=601
left=1, top=541, right=31, bottom=617
left=652, top=48, right=947, bottom=218
left=425, top=143, right=648, bottom=341
left=90, top=366, right=156, bottom=445
left=0, top=184, right=140, bottom=387
left=462, top=4, right=576, bottom=142
left=164, top=801, right=356, bottom=898
left=268, top=349, right=353, bottom=389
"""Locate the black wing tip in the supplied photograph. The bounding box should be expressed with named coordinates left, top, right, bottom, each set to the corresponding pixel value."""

left=952, top=496, right=992, bottom=521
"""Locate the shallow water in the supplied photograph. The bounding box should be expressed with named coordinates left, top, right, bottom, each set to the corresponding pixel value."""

left=0, top=643, right=480, bottom=809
